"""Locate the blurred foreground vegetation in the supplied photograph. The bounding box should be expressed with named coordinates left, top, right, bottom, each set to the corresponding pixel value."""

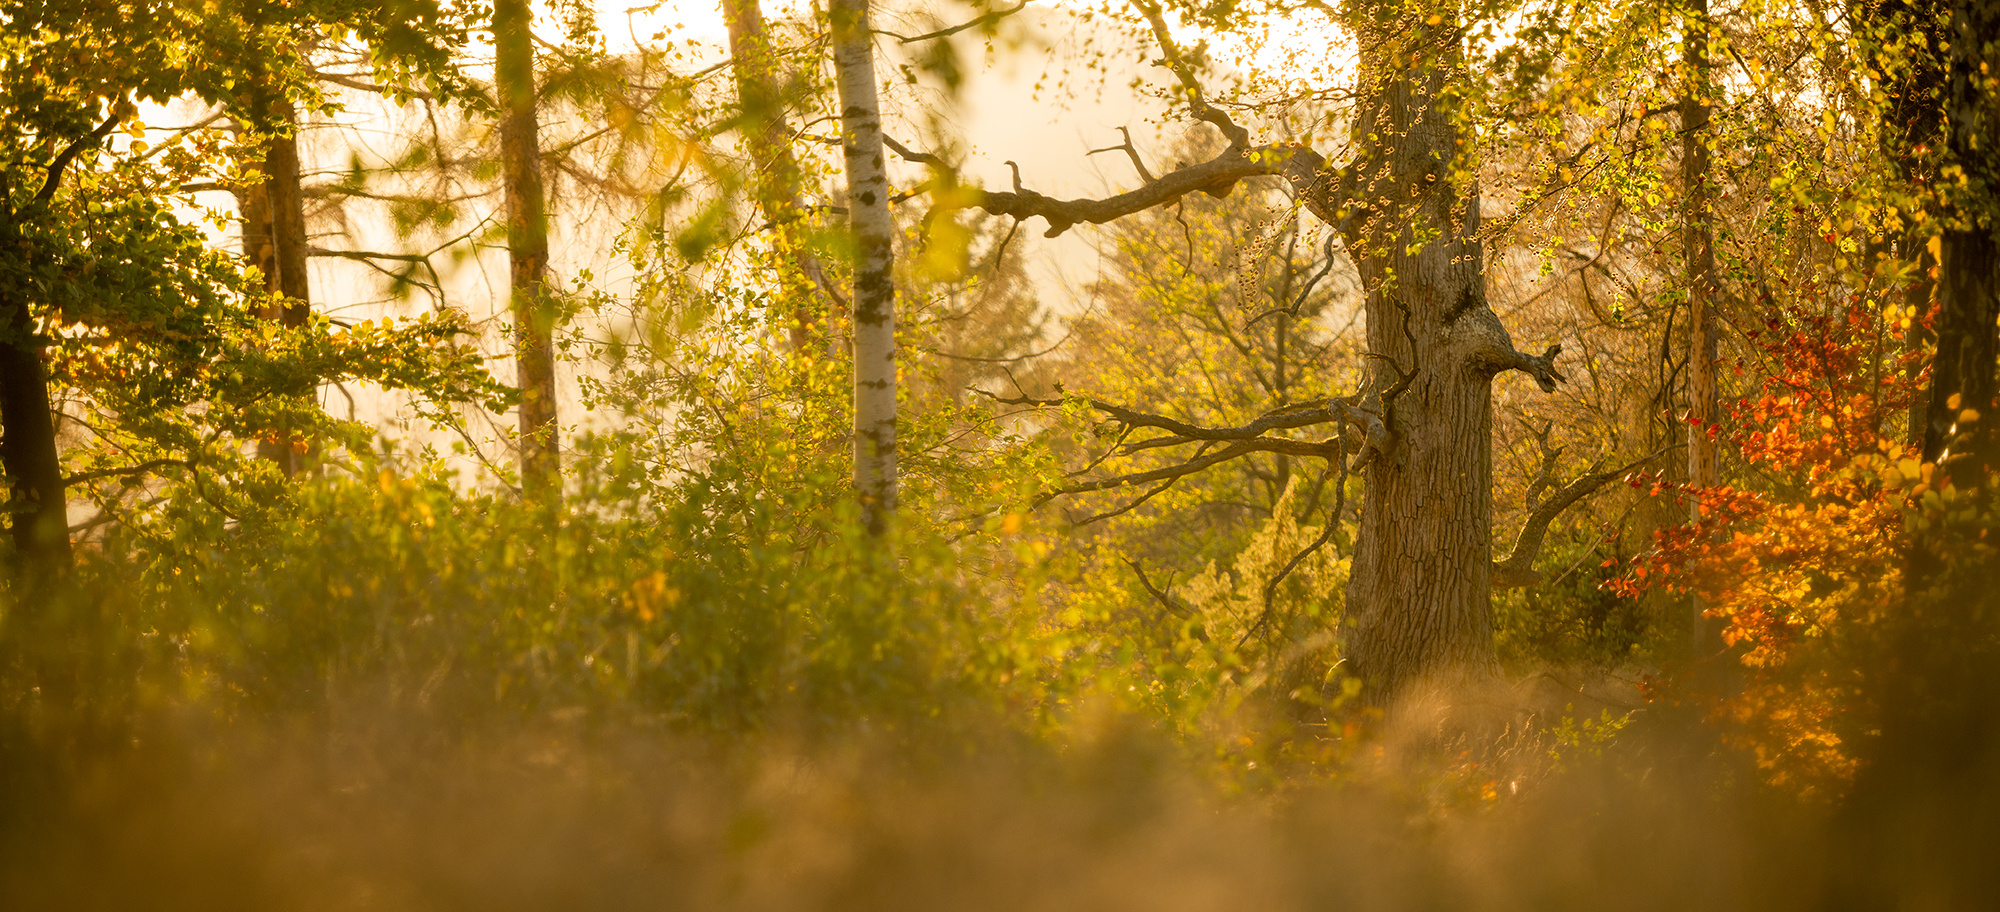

left=0, top=374, right=1994, bottom=909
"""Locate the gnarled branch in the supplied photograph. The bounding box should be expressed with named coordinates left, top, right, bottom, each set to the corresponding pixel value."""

left=1131, top=0, right=1250, bottom=149
left=986, top=391, right=1388, bottom=505
left=1492, top=445, right=1672, bottom=588
left=1087, top=126, right=1158, bottom=183
left=1467, top=337, right=1567, bottom=393
left=969, top=144, right=1330, bottom=237
left=874, top=0, right=1349, bottom=238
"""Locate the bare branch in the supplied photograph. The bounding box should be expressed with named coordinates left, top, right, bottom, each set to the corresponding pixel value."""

left=63, top=457, right=195, bottom=487
left=1087, top=126, right=1158, bottom=183
left=991, top=391, right=1386, bottom=460
left=1477, top=342, right=1568, bottom=393
left=38, top=105, right=125, bottom=204
left=970, top=143, right=1325, bottom=237
left=882, top=134, right=945, bottom=166
left=1125, top=560, right=1212, bottom=642
left=309, top=246, right=433, bottom=264
left=1072, top=475, right=1183, bottom=525
left=1131, top=0, right=1250, bottom=148
left=876, top=1, right=1031, bottom=43
left=312, top=69, right=439, bottom=102
left=1492, top=446, right=1672, bottom=588
left=886, top=128, right=1338, bottom=238
left=1241, top=450, right=1350, bottom=650
left=987, top=389, right=1387, bottom=508
left=1247, top=232, right=1340, bottom=326
left=1520, top=419, right=1562, bottom=512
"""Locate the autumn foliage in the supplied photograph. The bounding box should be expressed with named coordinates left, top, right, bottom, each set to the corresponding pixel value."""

left=1611, top=281, right=1945, bottom=796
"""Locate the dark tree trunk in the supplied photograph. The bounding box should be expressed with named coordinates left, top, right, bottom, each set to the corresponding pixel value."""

left=1825, top=5, right=2000, bottom=907
left=1864, top=0, right=1949, bottom=450
left=0, top=290, right=69, bottom=578
left=495, top=0, right=560, bottom=499
left=0, top=178, right=73, bottom=584
left=1919, top=0, right=2000, bottom=486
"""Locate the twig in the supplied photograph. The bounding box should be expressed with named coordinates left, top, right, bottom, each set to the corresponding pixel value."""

left=876, top=1, right=1031, bottom=44
left=1239, top=443, right=1350, bottom=650
left=1087, top=126, right=1158, bottom=183
left=63, top=457, right=196, bottom=487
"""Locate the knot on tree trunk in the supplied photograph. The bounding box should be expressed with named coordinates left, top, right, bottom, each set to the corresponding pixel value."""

left=1471, top=342, right=1566, bottom=392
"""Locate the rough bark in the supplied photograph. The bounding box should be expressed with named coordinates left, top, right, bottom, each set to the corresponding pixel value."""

left=931, top=1, right=1572, bottom=697
left=495, top=0, right=560, bottom=498
left=1682, top=0, right=1719, bottom=658
left=1326, top=9, right=1533, bottom=696
left=722, top=0, right=833, bottom=353
left=831, top=0, right=897, bottom=534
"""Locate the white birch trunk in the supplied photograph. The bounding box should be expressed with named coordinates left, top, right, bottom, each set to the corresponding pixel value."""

left=831, top=0, right=897, bottom=534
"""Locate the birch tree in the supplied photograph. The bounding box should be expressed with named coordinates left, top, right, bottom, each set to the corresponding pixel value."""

left=831, top=0, right=898, bottom=535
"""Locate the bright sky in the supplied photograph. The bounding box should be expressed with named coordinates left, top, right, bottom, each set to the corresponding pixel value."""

left=148, top=0, right=1359, bottom=473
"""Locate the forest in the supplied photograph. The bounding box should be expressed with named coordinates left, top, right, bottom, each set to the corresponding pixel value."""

left=2, top=0, right=1997, bottom=907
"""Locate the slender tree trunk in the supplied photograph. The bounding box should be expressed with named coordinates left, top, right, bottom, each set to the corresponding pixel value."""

left=722, top=0, right=833, bottom=353
left=495, top=0, right=559, bottom=500
left=830, top=0, right=897, bottom=534
left=1682, top=0, right=1719, bottom=659
left=1339, top=9, right=1513, bottom=696
left=1900, top=236, right=1938, bottom=451
left=1856, top=0, right=1950, bottom=448
left=240, top=97, right=314, bottom=474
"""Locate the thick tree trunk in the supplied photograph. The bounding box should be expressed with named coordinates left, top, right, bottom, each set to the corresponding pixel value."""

left=496, top=0, right=560, bottom=499
left=1919, top=0, right=2000, bottom=486
left=0, top=179, right=72, bottom=582
left=1827, top=9, right=2000, bottom=906
left=1682, top=0, right=1719, bottom=658
left=722, top=0, right=832, bottom=354
left=239, top=97, right=313, bottom=474
left=0, top=291, right=69, bottom=578
left=830, top=0, right=897, bottom=534
left=1339, top=11, right=1510, bottom=696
